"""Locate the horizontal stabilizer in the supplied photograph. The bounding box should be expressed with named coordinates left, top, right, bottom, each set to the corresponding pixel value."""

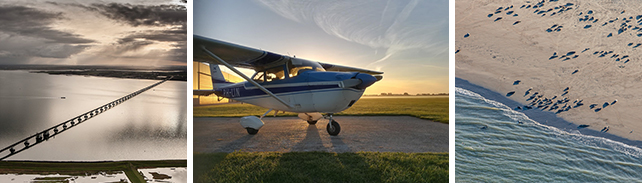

left=193, top=90, right=216, bottom=96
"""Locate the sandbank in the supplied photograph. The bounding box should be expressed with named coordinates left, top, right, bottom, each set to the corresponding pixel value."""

left=456, top=0, right=642, bottom=144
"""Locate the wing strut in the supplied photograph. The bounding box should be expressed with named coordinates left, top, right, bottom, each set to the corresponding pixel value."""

left=199, top=46, right=294, bottom=109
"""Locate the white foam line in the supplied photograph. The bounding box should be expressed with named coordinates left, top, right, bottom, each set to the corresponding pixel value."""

left=456, top=87, right=642, bottom=158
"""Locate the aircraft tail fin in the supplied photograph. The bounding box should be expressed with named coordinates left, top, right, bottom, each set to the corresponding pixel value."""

left=209, top=64, right=235, bottom=89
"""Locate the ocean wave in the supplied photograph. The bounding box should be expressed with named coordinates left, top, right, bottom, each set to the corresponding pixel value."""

left=456, top=87, right=642, bottom=157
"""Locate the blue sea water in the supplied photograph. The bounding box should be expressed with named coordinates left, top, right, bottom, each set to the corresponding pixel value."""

left=455, top=87, right=642, bottom=182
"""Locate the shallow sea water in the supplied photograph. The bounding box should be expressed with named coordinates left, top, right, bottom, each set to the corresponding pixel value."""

left=0, top=71, right=186, bottom=161
left=455, top=87, right=642, bottom=182
left=141, top=167, right=187, bottom=183
left=0, top=172, right=129, bottom=182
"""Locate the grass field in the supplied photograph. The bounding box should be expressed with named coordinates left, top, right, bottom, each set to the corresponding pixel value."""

left=194, top=97, right=448, bottom=123
left=0, top=160, right=186, bottom=183
left=194, top=151, right=448, bottom=183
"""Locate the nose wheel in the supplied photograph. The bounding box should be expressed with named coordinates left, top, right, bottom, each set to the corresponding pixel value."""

left=326, top=114, right=341, bottom=136
left=246, top=128, right=259, bottom=135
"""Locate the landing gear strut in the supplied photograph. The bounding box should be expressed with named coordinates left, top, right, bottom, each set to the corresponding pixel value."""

left=326, top=114, right=341, bottom=136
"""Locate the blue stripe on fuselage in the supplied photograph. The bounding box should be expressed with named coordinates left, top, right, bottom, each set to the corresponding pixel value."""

left=234, top=88, right=355, bottom=101
left=214, top=71, right=359, bottom=98
left=216, top=84, right=340, bottom=98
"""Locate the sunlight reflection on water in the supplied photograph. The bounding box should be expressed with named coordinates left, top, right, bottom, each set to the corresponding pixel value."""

left=0, top=71, right=186, bottom=161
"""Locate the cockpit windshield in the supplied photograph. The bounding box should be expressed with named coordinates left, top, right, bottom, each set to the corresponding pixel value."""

left=287, top=58, right=325, bottom=78
left=252, top=71, right=265, bottom=82
left=252, top=65, right=286, bottom=82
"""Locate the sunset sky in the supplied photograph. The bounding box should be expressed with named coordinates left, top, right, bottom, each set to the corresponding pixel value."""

left=194, top=0, right=449, bottom=94
left=0, top=0, right=186, bottom=67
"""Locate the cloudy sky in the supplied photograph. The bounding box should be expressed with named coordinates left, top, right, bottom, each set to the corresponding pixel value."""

left=0, top=0, right=186, bottom=66
left=195, top=0, right=448, bottom=94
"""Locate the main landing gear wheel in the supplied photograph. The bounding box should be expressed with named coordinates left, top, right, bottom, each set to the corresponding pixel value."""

left=307, top=120, right=318, bottom=125
left=246, top=128, right=259, bottom=135
left=326, top=119, right=341, bottom=136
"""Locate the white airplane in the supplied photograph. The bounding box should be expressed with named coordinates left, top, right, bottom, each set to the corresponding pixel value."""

left=193, top=35, right=383, bottom=136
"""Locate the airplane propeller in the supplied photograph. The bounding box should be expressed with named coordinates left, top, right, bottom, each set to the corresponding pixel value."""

left=354, top=73, right=378, bottom=89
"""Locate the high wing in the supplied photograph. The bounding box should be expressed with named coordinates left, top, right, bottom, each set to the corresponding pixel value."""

left=320, top=63, right=383, bottom=75
left=194, top=35, right=383, bottom=75
left=194, top=35, right=289, bottom=71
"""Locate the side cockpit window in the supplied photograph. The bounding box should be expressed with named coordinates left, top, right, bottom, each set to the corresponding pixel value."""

left=289, top=66, right=313, bottom=77
left=287, top=58, right=325, bottom=78
left=254, top=65, right=288, bottom=82
left=265, top=66, right=286, bottom=82
left=254, top=58, right=325, bottom=82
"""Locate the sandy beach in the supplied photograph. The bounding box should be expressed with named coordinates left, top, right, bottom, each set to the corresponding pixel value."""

left=456, top=0, right=642, bottom=143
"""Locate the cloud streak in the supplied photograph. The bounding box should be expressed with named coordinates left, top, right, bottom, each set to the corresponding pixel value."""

left=256, top=0, right=449, bottom=68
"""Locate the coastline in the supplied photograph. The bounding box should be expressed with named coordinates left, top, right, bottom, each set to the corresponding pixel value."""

left=33, top=70, right=187, bottom=81
left=456, top=77, right=642, bottom=148
left=0, top=65, right=187, bottom=81
left=455, top=0, right=642, bottom=148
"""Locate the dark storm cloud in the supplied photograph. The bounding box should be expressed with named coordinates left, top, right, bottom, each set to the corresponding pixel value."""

left=0, top=55, right=29, bottom=64
left=45, top=2, right=187, bottom=27
left=112, top=14, right=187, bottom=61
left=112, top=26, right=186, bottom=62
left=91, top=3, right=186, bottom=27
left=90, top=3, right=187, bottom=62
left=0, top=2, right=187, bottom=65
left=0, top=33, right=90, bottom=59
left=0, top=5, right=94, bottom=63
left=0, top=5, right=95, bottom=44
